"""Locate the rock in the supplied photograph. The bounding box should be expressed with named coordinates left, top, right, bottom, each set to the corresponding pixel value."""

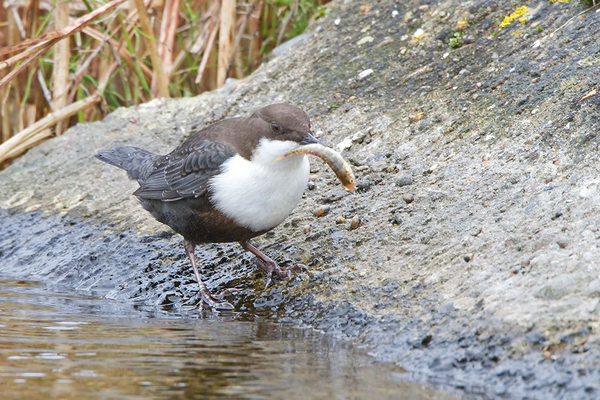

left=316, top=206, right=330, bottom=218
left=395, top=175, right=413, bottom=187
left=516, top=95, right=530, bottom=107
left=335, top=216, right=346, bottom=224
left=557, top=238, right=569, bottom=249
left=336, top=137, right=353, bottom=151
left=358, top=69, right=374, bottom=80
left=352, top=131, right=367, bottom=143
left=470, top=227, right=482, bottom=237
left=403, top=194, right=414, bottom=204
left=350, top=216, right=361, bottom=230
left=464, top=253, right=474, bottom=262
left=307, top=181, right=315, bottom=190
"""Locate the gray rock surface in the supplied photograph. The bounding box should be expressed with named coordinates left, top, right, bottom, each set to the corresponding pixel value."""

left=2, top=0, right=600, bottom=398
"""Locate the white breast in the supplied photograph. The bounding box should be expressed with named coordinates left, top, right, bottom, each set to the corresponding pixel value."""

left=208, top=139, right=310, bottom=232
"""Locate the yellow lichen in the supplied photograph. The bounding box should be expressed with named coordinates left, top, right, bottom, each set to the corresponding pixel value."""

left=499, top=6, right=529, bottom=28
left=549, top=0, right=574, bottom=3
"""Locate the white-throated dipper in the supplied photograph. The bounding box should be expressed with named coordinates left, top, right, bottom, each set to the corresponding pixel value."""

left=95, top=103, right=354, bottom=310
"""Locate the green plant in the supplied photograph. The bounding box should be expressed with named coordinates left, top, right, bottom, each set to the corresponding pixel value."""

left=449, top=32, right=463, bottom=48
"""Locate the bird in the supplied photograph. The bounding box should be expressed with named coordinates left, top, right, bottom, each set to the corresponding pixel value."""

left=95, top=103, right=350, bottom=310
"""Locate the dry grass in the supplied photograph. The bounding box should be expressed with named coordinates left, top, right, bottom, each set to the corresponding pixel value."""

left=0, top=0, right=329, bottom=167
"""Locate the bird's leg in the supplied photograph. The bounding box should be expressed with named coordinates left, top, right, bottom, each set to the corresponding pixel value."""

left=239, top=240, right=308, bottom=289
left=184, top=240, right=234, bottom=310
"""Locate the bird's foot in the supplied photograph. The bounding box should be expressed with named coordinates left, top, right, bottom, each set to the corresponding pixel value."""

left=211, top=288, right=240, bottom=300
left=256, top=259, right=308, bottom=289
left=198, top=288, right=235, bottom=311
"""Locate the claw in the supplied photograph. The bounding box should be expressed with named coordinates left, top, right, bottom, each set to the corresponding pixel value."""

left=184, top=239, right=236, bottom=311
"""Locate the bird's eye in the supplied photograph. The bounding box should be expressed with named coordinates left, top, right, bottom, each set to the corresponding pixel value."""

left=271, top=123, right=281, bottom=132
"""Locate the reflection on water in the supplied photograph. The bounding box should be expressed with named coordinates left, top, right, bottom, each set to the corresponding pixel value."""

left=0, top=280, right=457, bottom=399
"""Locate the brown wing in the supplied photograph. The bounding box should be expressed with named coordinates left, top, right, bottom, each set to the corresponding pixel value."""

left=133, top=139, right=237, bottom=202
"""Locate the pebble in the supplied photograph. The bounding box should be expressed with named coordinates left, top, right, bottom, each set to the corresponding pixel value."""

left=557, top=238, right=569, bottom=249
left=395, top=175, right=413, bottom=187
left=521, top=258, right=531, bottom=267
left=551, top=211, right=563, bottom=220
left=470, top=227, right=482, bottom=237
left=545, top=176, right=553, bottom=184
left=403, top=194, right=414, bottom=204
left=303, top=226, right=310, bottom=234
left=350, top=216, right=361, bottom=230
left=464, top=253, right=474, bottom=262
left=352, top=131, right=367, bottom=143
left=335, top=216, right=346, bottom=224
left=316, top=206, right=330, bottom=218
left=516, top=95, right=530, bottom=107
left=358, top=69, right=374, bottom=80
left=307, top=181, right=315, bottom=190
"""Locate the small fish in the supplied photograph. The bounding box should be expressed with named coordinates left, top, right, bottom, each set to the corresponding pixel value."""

left=276, top=144, right=356, bottom=191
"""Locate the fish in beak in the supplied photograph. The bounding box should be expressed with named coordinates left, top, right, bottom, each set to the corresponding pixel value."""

left=276, top=142, right=356, bottom=191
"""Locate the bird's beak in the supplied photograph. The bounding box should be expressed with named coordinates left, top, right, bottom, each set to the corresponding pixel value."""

left=301, top=133, right=325, bottom=146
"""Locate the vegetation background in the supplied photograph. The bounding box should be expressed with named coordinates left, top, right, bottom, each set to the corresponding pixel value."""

left=0, top=0, right=328, bottom=167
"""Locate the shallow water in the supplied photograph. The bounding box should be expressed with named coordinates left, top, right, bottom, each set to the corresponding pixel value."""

left=0, top=279, right=458, bottom=400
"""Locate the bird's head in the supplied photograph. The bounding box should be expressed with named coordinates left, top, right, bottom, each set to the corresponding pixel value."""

left=253, top=103, right=322, bottom=146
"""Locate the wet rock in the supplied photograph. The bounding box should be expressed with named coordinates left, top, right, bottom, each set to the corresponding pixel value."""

left=395, top=175, right=413, bottom=187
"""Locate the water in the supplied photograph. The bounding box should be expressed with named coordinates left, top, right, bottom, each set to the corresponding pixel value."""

left=0, top=280, right=458, bottom=399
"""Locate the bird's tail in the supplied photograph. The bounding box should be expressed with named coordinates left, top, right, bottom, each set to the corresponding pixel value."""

left=95, top=146, right=159, bottom=182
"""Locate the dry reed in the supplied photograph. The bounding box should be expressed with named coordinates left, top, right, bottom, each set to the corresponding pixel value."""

left=0, top=0, right=329, bottom=167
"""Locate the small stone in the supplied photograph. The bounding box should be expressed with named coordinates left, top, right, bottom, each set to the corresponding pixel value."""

left=335, top=216, right=346, bottom=224
left=395, top=175, right=413, bottom=187
left=350, top=216, right=361, bottom=230
left=545, top=176, right=553, bottom=184
left=521, top=258, right=531, bottom=267
left=352, top=131, right=367, bottom=143
left=464, top=253, right=474, bottom=262
left=470, top=227, right=482, bottom=237
left=357, top=36, right=374, bottom=45
left=542, top=350, right=552, bottom=359
left=557, top=238, right=569, bottom=249
left=139, top=381, right=152, bottom=386
left=303, top=226, right=310, bottom=234
left=307, top=181, right=316, bottom=190
left=358, top=69, right=373, bottom=80
left=516, top=95, right=530, bottom=107
left=316, top=206, right=330, bottom=218
left=551, top=211, right=563, bottom=220
left=403, top=194, right=414, bottom=204
left=491, top=52, right=499, bottom=59
left=336, top=137, right=353, bottom=151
